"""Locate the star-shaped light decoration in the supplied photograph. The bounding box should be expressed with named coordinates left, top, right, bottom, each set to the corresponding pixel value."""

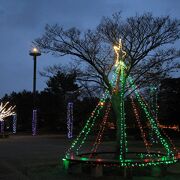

left=113, top=39, right=126, bottom=67
left=0, top=102, right=16, bottom=121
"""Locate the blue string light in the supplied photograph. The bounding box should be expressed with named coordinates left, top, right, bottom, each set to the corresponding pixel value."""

left=67, top=102, right=73, bottom=139
left=12, top=114, right=17, bottom=134
left=0, top=120, right=4, bottom=134
left=32, top=109, right=37, bottom=136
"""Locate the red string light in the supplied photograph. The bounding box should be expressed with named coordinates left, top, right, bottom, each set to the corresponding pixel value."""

left=130, top=96, right=151, bottom=154
left=90, top=102, right=111, bottom=157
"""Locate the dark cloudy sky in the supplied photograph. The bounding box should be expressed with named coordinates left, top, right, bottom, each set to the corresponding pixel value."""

left=0, top=0, right=179, bottom=97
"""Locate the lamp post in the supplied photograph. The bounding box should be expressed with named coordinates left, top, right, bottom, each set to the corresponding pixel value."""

left=29, top=47, right=41, bottom=136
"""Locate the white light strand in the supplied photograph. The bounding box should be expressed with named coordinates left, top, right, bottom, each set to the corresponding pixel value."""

left=0, top=102, right=16, bottom=134
left=0, top=102, right=16, bottom=120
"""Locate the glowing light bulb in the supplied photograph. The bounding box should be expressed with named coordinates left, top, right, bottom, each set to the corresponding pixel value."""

left=32, top=47, right=38, bottom=53
left=99, top=102, right=104, bottom=106
left=29, top=47, right=41, bottom=56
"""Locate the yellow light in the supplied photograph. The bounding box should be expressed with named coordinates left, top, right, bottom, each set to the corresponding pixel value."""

left=32, top=47, right=38, bottom=53
left=113, top=39, right=126, bottom=67
left=99, top=102, right=104, bottom=106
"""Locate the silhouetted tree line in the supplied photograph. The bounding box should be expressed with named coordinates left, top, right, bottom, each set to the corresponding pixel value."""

left=158, top=78, right=180, bottom=126
left=1, top=71, right=99, bottom=133
left=1, top=72, right=179, bottom=135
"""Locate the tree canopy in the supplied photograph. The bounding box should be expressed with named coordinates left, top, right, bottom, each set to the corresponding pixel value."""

left=34, top=12, right=180, bottom=94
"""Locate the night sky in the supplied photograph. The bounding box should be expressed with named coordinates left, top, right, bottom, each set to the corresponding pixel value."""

left=0, top=0, right=179, bottom=98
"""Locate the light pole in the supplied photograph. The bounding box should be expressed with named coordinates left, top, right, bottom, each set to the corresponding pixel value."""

left=29, top=47, right=41, bottom=136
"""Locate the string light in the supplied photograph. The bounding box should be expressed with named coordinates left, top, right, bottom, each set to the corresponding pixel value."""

left=130, top=96, right=151, bottom=153
left=118, top=54, right=128, bottom=161
left=72, top=61, right=121, bottom=155
left=148, top=86, right=158, bottom=143
left=150, top=86, right=158, bottom=121
left=113, top=39, right=126, bottom=67
left=0, top=102, right=16, bottom=134
left=159, top=124, right=179, bottom=131
left=65, top=90, right=110, bottom=157
left=12, top=114, right=17, bottom=134
left=137, top=89, right=178, bottom=154
left=0, top=120, right=4, bottom=133
left=65, top=67, right=119, bottom=156
left=90, top=102, right=111, bottom=156
left=32, top=109, right=37, bottom=136
left=0, top=102, right=16, bottom=119
left=67, top=102, right=73, bottom=139
left=128, top=77, right=175, bottom=157
left=63, top=39, right=177, bottom=169
left=64, top=152, right=177, bottom=168
left=75, top=97, right=107, bottom=154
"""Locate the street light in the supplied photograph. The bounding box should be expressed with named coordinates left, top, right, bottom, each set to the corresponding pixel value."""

left=29, top=47, right=41, bottom=136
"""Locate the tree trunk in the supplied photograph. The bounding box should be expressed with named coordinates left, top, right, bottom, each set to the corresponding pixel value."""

left=112, top=92, right=126, bottom=160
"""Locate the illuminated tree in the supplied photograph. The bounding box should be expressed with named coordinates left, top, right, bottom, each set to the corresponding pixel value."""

left=0, top=102, right=15, bottom=120
left=0, top=102, right=16, bottom=134
left=35, top=13, right=179, bottom=170
left=61, top=40, right=178, bottom=171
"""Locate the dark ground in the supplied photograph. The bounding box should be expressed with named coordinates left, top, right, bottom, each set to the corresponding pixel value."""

left=0, top=134, right=179, bottom=180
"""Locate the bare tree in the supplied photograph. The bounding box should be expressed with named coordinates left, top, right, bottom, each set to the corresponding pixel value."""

left=40, top=64, right=101, bottom=98
left=34, top=12, right=180, bottom=93
left=34, top=12, right=180, bottom=156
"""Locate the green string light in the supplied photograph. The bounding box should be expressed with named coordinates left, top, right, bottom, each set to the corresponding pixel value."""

left=65, top=92, right=108, bottom=157
left=63, top=40, right=177, bottom=168
left=128, top=77, right=174, bottom=157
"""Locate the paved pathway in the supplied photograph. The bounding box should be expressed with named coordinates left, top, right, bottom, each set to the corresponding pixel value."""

left=0, top=135, right=179, bottom=180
